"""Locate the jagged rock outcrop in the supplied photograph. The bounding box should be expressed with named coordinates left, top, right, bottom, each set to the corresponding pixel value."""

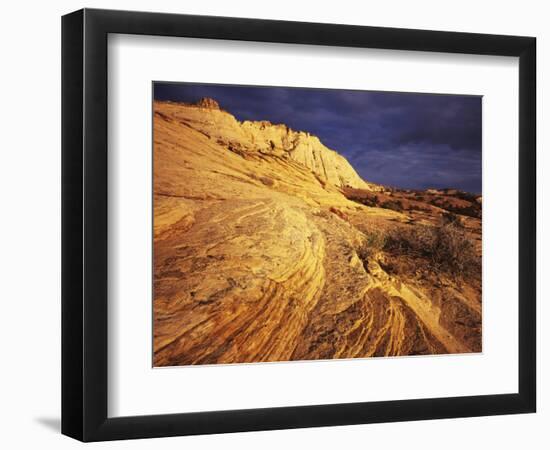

left=196, top=97, right=221, bottom=109
left=159, top=98, right=377, bottom=190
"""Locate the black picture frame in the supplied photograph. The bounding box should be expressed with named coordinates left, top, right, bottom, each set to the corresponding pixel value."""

left=62, top=8, right=536, bottom=442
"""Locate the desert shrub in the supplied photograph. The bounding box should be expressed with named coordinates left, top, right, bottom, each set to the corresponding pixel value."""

left=381, top=200, right=404, bottom=212
left=361, top=195, right=379, bottom=207
left=384, top=222, right=480, bottom=277
left=356, top=218, right=479, bottom=278
left=344, top=191, right=379, bottom=207
left=379, top=258, right=409, bottom=276
left=441, top=211, right=463, bottom=227
left=411, top=203, right=431, bottom=213
left=452, top=190, right=479, bottom=203
left=427, top=196, right=481, bottom=219
left=357, top=230, right=387, bottom=268
left=451, top=204, right=482, bottom=219
left=365, top=229, right=387, bottom=251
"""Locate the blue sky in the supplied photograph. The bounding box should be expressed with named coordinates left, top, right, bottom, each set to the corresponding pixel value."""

left=154, top=83, right=482, bottom=193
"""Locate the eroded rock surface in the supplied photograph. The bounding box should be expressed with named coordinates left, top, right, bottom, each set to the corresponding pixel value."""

left=153, top=99, right=482, bottom=366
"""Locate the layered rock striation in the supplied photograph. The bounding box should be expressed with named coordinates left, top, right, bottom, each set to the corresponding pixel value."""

left=153, top=98, right=482, bottom=366
left=158, top=98, right=377, bottom=191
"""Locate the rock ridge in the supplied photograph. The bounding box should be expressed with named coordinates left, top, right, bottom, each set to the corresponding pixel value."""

left=156, top=99, right=378, bottom=191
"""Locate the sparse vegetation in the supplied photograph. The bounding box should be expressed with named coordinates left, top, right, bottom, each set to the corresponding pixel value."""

left=450, top=204, right=482, bottom=219
left=385, top=221, right=480, bottom=277
left=342, top=188, right=380, bottom=207
left=357, top=229, right=386, bottom=265
left=441, top=211, right=463, bottom=227
left=426, top=197, right=481, bottom=219
left=358, top=219, right=480, bottom=278
left=381, top=199, right=404, bottom=212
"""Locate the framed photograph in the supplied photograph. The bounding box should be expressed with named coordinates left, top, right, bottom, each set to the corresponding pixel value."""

left=61, top=8, right=536, bottom=441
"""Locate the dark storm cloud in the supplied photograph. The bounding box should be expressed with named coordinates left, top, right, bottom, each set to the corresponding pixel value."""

left=154, top=83, right=482, bottom=193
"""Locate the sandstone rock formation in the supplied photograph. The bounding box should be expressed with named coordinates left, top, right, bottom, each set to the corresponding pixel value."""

left=156, top=98, right=378, bottom=191
left=196, top=97, right=221, bottom=109
left=153, top=99, right=482, bottom=366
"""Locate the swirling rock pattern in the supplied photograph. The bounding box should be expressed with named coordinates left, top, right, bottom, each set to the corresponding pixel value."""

left=153, top=99, right=482, bottom=366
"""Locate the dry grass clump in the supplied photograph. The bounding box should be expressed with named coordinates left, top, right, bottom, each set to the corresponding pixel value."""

left=380, top=199, right=404, bottom=212
left=358, top=220, right=480, bottom=278
left=384, top=222, right=480, bottom=277
left=357, top=229, right=386, bottom=263
left=441, top=211, right=463, bottom=227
